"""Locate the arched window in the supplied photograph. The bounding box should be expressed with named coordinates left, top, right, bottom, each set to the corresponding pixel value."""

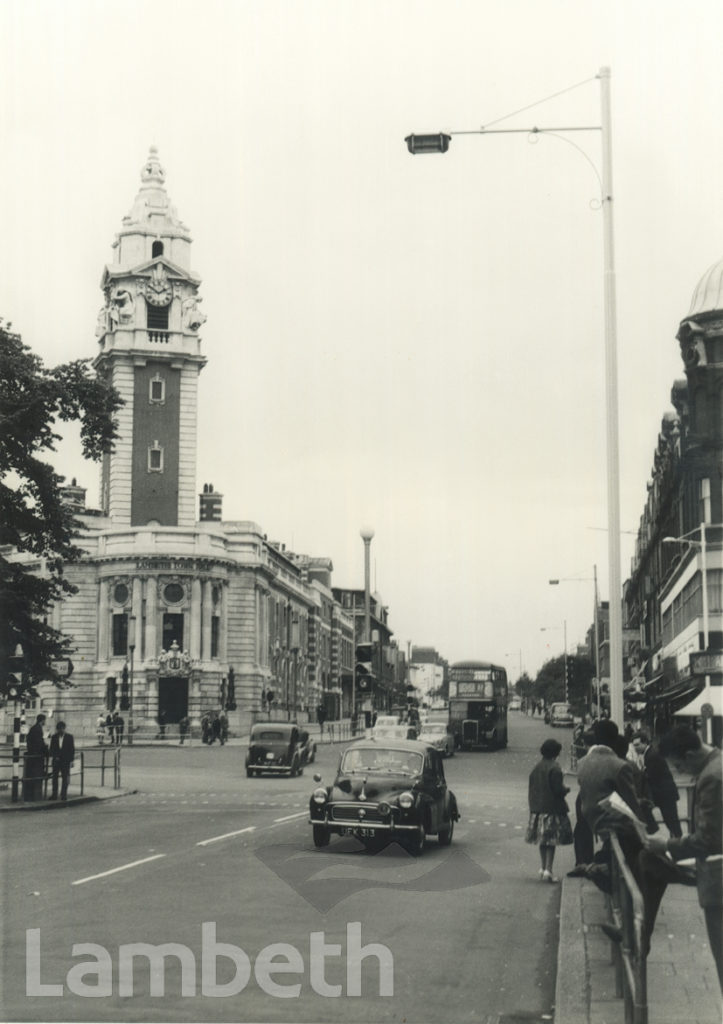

left=152, top=240, right=164, bottom=258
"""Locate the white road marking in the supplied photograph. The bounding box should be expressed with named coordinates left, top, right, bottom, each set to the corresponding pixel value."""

left=196, top=826, right=256, bottom=847
left=72, top=854, right=167, bottom=886
left=273, top=811, right=308, bottom=823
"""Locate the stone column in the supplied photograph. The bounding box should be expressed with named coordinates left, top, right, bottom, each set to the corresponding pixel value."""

left=145, top=576, right=157, bottom=663
left=190, top=578, right=202, bottom=661
left=98, top=578, right=109, bottom=663
left=219, top=582, right=228, bottom=663
left=202, top=580, right=213, bottom=662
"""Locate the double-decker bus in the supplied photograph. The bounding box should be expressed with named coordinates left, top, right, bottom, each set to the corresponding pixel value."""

left=448, top=661, right=508, bottom=750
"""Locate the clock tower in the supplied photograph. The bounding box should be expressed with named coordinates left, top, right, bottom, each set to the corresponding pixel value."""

left=95, top=147, right=207, bottom=527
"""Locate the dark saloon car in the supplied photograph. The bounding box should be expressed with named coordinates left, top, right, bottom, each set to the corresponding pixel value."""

left=308, top=738, right=459, bottom=855
left=246, top=722, right=310, bottom=777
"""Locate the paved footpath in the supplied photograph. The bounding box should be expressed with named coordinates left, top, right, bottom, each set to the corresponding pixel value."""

left=556, top=876, right=722, bottom=1024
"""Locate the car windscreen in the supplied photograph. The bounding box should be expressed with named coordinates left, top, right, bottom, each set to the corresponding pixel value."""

left=341, top=747, right=423, bottom=776
left=252, top=730, right=287, bottom=741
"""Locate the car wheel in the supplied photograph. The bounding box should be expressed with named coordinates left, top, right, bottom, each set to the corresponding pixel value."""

left=438, top=816, right=454, bottom=846
left=246, top=767, right=253, bottom=778
left=407, top=822, right=426, bottom=856
left=313, top=825, right=330, bottom=848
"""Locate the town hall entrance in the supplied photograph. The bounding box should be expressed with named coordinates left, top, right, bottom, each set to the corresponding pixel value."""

left=158, top=677, right=189, bottom=724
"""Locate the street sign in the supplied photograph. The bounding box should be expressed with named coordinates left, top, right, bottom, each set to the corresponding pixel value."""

left=701, top=703, right=714, bottom=719
left=50, top=659, right=74, bottom=678
left=690, top=651, right=723, bottom=676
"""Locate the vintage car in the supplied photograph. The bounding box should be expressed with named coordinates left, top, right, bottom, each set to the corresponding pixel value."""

left=548, top=703, right=574, bottom=727
left=308, top=738, right=459, bottom=855
left=245, top=722, right=310, bottom=777
left=417, top=722, right=455, bottom=757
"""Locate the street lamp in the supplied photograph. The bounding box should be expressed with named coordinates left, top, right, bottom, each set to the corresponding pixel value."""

left=405, top=67, right=624, bottom=725
left=127, top=615, right=137, bottom=746
left=549, top=566, right=601, bottom=717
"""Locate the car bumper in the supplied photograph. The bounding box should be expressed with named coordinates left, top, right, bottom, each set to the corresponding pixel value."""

left=249, top=764, right=293, bottom=772
left=308, top=817, right=420, bottom=835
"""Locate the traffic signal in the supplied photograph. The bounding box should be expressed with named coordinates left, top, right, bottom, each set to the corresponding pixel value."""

left=355, top=642, right=374, bottom=690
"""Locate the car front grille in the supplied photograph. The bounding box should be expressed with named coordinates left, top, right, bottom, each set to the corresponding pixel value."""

left=330, top=804, right=386, bottom=824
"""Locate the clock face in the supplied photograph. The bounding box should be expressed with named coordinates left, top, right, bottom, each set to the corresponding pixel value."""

left=146, top=284, right=172, bottom=306
left=146, top=264, right=172, bottom=306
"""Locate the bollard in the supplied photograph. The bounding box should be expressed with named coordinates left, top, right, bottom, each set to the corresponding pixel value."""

left=80, top=750, right=84, bottom=796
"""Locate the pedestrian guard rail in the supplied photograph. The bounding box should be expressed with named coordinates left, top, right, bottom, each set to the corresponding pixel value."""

left=0, top=748, right=122, bottom=802
left=607, top=832, right=648, bottom=1024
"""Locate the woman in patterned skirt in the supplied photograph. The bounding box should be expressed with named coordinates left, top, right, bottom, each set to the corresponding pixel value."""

left=526, top=738, right=573, bottom=881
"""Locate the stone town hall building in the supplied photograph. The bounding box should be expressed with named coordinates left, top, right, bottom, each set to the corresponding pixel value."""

left=31, top=149, right=354, bottom=735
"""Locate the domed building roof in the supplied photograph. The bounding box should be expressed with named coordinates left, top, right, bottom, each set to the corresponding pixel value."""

left=689, top=256, right=723, bottom=316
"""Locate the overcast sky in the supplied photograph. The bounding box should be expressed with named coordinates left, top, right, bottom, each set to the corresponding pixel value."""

left=2, top=0, right=721, bottom=679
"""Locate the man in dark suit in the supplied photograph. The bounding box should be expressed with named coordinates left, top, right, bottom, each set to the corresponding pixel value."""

left=633, top=729, right=682, bottom=837
left=576, top=718, right=672, bottom=955
left=49, top=721, right=75, bottom=801
left=25, top=714, right=48, bottom=801
left=645, top=726, right=723, bottom=990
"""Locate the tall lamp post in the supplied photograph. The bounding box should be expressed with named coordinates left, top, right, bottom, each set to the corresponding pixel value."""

left=549, top=566, right=601, bottom=717
left=359, top=526, right=375, bottom=717
left=127, top=615, right=136, bottom=746
left=405, top=67, right=623, bottom=725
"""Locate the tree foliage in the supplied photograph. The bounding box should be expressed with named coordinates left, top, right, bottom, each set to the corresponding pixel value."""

left=0, top=321, right=122, bottom=697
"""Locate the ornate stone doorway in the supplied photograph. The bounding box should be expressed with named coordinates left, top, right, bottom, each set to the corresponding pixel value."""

left=158, top=676, right=189, bottom=724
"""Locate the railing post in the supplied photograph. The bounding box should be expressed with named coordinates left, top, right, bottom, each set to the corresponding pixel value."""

left=100, top=747, right=105, bottom=788
left=80, top=750, right=84, bottom=797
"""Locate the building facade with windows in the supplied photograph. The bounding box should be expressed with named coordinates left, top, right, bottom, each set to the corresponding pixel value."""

left=623, top=255, right=723, bottom=736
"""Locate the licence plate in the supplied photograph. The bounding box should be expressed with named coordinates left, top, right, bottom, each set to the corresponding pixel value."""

left=341, top=827, right=377, bottom=838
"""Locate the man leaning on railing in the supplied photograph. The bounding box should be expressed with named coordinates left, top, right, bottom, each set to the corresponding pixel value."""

left=642, top=725, right=723, bottom=991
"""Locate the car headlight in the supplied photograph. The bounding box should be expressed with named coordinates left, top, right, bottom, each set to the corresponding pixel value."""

left=377, top=802, right=391, bottom=817
left=312, top=788, right=327, bottom=804
left=398, top=792, right=414, bottom=809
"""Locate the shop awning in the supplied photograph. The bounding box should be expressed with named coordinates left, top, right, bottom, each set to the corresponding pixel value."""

left=674, top=682, right=723, bottom=718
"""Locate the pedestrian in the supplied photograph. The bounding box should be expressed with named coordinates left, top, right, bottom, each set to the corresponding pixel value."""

left=48, top=721, right=75, bottom=801
left=179, top=715, right=189, bottom=745
left=24, top=713, right=48, bottom=801
left=219, top=711, right=228, bottom=745
left=317, top=703, right=327, bottom=734
left=644, top=725, right=723, bottom=990
left=633, top=729, right=682, bottom=838
left=525, top=738, right=573, bottom=882
left=157, top=708, right=166, bottom=740
left=210, top=712, right=221, bottom=745
left=96, top=712, right=106, bottom=745
left=106, top=711, right=115, bottom=744
left=613, top=734, right=658, bottom=834
left=113, top=711, right=124, bottom=745
left=576, top=718, right=675, bottom=956
left=201, top=713, right=210, bottom=744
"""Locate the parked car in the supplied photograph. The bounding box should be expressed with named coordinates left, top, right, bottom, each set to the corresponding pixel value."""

left=549, top=703, right=574, bottom=727
left=417, top=722, right=455, bottom=757
left=245, top=722, right=308, bottom=777
left=308, top=738, right=459, bottom=855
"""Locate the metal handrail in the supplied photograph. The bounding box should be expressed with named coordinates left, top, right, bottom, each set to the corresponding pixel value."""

left=608, top=832, right=648, bottom=1024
